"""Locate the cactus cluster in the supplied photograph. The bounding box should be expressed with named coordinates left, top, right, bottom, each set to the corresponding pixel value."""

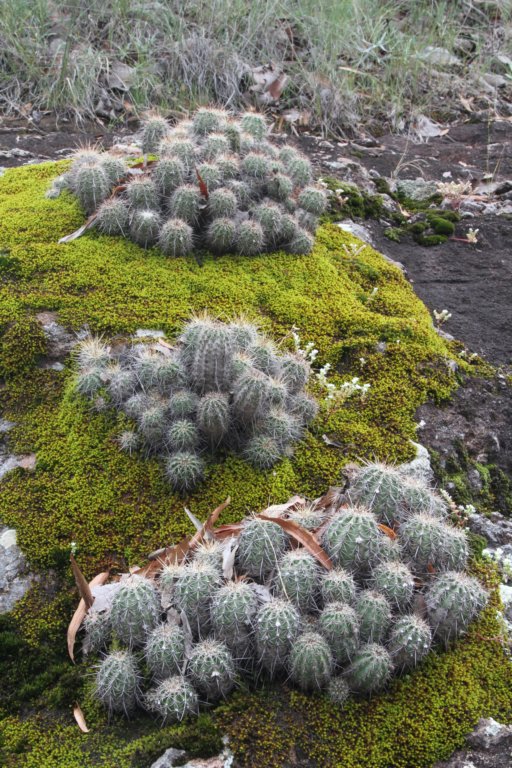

left=88, top=460, right=488, bottom=721
left=55, top=110, right=327, bottom=258
left=75, top=316, right=317, bottom=492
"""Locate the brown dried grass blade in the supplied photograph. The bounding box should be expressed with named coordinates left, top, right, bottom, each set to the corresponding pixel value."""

left=257, top=513, right=333, bottom=570
left=70, top=554, right=94, bottom=609
left=67, top=571, right=109, bottom=662
left=73, top=702, right=90, bottom=733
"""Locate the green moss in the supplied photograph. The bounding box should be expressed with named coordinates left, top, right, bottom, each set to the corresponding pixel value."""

left=0, top=161, right=508, bottom=767
left=414, top=233, right=448, bottom=247
left=321, top=177, right=384, bottom=221
left=0, top=315, right=47, bottom=378
left=384, top=227, right=402, bottom=243
left=426, top=215, right=455, bottom=236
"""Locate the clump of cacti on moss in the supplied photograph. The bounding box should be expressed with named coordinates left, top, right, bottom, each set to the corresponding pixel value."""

left=74, top=316, right=317, bottom=493
left=82, top=458, right=488, bottom=723
left=53, top=109, right=326, bottom=258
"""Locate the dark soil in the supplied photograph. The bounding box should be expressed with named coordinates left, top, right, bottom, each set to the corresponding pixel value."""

left=299, top=120, right=512, bottom=368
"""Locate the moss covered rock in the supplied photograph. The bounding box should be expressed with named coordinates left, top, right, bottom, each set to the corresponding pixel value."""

left=0, top=162, right=509, bottom=768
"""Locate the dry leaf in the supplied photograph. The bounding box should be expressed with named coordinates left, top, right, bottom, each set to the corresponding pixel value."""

left=67, top=571, right=109, bottom=661
left=73, top=703, right=90, bottom=733
left=70, top=554, right=94, bottom=610
left=262, top=496, right=305, bottom=518
left=378, top=523, right=397, bottom=540
left=257, top=513, right=333, bottom=570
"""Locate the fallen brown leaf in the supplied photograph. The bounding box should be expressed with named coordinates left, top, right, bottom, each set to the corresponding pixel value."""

left=67, top=571, right=109, bottom=662
left=73, top=702, right=90, bottom=733
left=257, top=513, right=333, bottom=570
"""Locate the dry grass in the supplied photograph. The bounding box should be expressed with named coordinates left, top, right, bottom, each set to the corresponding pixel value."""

left=0, top=0, right=511, bottom=134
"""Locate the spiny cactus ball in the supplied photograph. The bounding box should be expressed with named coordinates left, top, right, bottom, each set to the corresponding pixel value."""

left=387, top=615, right=432, bottom=671
left=371, top=561, right=415, bottom=612
left=348, top=462, right=448, bottom=525
left=95, top=650, right=140, bottom=714
left=274, top=550, right=321, bottom=612
left=237, top=518, right=288, bottom=578
left=319, top=602, right=360, bottom=665
left=320, top=568, right=358, bottom=606
left=144, top=623, right=186, bottom=679
left=255, top=598, right=301, bottom=676
left=96, top=198, right=130, bottom=236
left=145, top=676, right=198, bottom=723
left=187, top=639, right=236, bottom=700
left=158, top=219, right=194, bottom=257
left=327, top=676, right=351, bottom=706
left=288, top=631, right=333, bottom=692
left=211, top=580, right=258, bottom=638
left=345, top=643, right=393, bottom=695
left=57, top=109, right=324, bottom=258
left=110, top=575, right=160, bottom=647
left=355, top=589, right=392, bottom=643
left=173, top=561, right=221, bottom=636
left=83, top=609, right=111, bottom=655
left=425, top=571, right=488, bottom=645
left=321, top=507, right=384, bottom=574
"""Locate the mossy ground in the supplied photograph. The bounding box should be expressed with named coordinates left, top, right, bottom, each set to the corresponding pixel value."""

left=0, top=162, right=510, bottom=767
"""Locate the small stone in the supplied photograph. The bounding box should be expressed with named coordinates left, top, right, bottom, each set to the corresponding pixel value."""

left=149, top=748, right=187, bottom=768
left=134, top=329, right=166, bottom=339
left=419, top=46, right=461, bottom=68
left=0, top=420, right=15, bottom=434
left=466, top=718, right=512, bottom=750
left=396, top=178, right=439, bottom=203
left=336, top=220, right=374, bottom=246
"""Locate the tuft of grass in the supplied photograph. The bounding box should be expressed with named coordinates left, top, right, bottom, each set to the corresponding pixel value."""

left=0, top=1, right=510, bottom=134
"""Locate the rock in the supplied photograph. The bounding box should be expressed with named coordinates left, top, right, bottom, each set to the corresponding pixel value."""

left=323, top=157, right=377, bottom=194
left=336, top=220, right=374, bottom=246
left=491, top=53, right=512, bottom=75
left=0, top=453, right=19, bottom=480
left=150, top=747, right=234, bottom=768
left=134, top=329, right=166, bottom=339
left=399, top=441, right=434, bottom=485
left=481, top=73, right=508, bottom=89
left=0, top=527, right=34, bottom=613
left=396, top=178, right=439, bottom=203
left=36, top=313, right=79, bottom=359
left=107, top=61, right=136, bottom=91
left=459, top=200, right=485, bottom=215
left=419, top=46, right=461, bottom=68
left=150, top=748, right=186, bottom=768
left=466, top=718, right=512, bottom=750
left=499, top=584, right=512, bottom=622
left=0, top=420, right=15, bottom=434
left=469, top=513, right=512, bottom=547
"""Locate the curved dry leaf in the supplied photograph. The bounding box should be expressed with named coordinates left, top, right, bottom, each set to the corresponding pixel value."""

left=67, top=571, right=109, bottom=662
left=73, top=702, right=90, bottom=733
left=262, top=496, right=305, bottom=518
left=70, top=554, right=94, bottom=609
left=378, top=523, right=397, bottom=540
left=257, top=513, right=333, bottom=570
left=214, top=523, right=243, bottom=540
